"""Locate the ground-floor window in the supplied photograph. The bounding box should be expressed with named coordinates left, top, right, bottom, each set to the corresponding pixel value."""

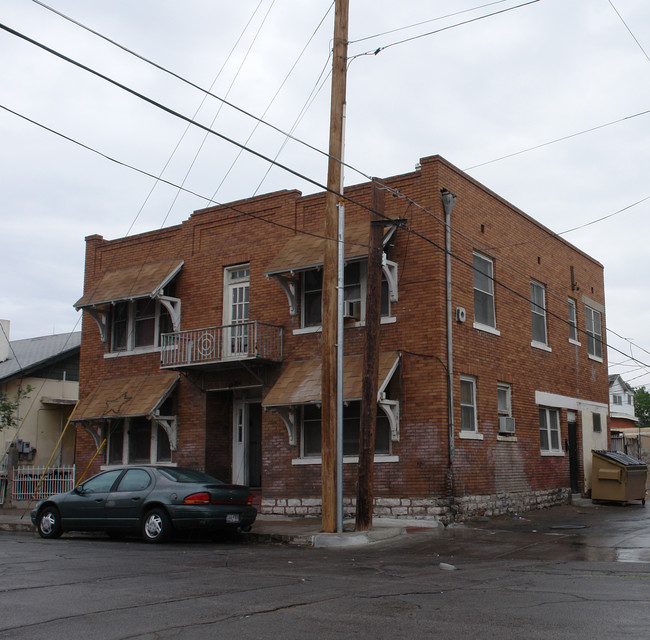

left=539, top=407, right=561, bottom=453
left=301, top=401, right=391, bottom=458
left=107, top=417, right=172, bottom=465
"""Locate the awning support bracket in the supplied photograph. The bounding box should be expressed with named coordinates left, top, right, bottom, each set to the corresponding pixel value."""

left=382, top=255, right=398, bottom=303
left=272, top=406, right=297, bottom=445
left=270, top=274, right=298, bottom=316
left=84, top=308, right=109, bottom=343
left=157, top=296, right=182, bottom=331
left=151, top=414, right=178, bottom=451
left=378, top=399, right=400, bottom=441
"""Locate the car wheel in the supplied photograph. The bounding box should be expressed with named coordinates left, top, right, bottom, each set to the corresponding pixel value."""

left=37, top=506, right=63, bottom=539
left=142, top=508, right=172, bottom=543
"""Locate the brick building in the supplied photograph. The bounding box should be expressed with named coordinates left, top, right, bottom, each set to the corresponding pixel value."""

left=71, top=155, right=609, bottom=522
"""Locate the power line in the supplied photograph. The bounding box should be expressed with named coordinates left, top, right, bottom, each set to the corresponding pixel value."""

left=348, top=0, right=508, bottom=44
left=608, top=0, right=650, bottom=64
left=351, top=0, right=540, bottom=58
left=7, top=95, right=650, bottom=383
left=27, top=1, right=366, bottom=182
left=6, top=24, right=650, bottom=378
left=464, top=109, right=650, bottom=170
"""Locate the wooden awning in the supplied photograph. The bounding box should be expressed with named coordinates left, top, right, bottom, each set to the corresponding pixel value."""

left=71, top=372, right=179, bottom=421
left=74, top=259, right=183, bottom=309
left=263, top=352, right=400, bottom=407
left=264, top=220, right=397, bottom=276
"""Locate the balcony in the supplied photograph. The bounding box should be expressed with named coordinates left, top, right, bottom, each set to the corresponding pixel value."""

left=160, top=321, right=283, bottom=369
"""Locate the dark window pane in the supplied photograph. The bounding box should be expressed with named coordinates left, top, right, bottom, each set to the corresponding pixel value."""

left=108, top=421, right=124, bottom=464
left=128, top=417, right=151, bottom=463
left=157, top=425, right=172, bottom=461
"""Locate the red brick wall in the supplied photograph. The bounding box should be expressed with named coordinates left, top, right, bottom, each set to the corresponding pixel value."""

left=74, top=157, right=608, bottom=513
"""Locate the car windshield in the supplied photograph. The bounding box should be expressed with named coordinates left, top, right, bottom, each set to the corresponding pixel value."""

left=158, top=468, right=224, bottom=484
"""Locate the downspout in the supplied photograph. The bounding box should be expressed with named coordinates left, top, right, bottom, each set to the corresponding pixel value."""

left=441, top=189, right=457, bottom=468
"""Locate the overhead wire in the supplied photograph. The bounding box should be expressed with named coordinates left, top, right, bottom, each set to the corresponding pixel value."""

left=125, top=0, right=268, bottom=236
left=349, top=0, right=540, bottom=59
left=28, top=0, right=372, bottom=185
left=348, top=0, right=509, bottom=44
left=7, top=10, right=650, bottom=386
left=608, top=0, right=650, bottom=64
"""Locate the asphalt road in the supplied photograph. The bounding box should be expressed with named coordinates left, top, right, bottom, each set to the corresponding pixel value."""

left=1, top=503, right=650, bottom=639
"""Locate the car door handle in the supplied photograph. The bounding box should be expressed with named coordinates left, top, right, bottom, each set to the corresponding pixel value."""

left=131, top=497, right=141, bottom=501
left=94, top=498, right=104, bottom=503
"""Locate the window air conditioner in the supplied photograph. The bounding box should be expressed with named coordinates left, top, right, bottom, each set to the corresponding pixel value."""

left=498, top=416, right=515, bottom=433
left=344, top=300, right=361, bottom=320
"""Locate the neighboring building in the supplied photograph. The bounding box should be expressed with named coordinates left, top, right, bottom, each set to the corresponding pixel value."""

left=0, top=320, right=81, bottom=468
left=608, top=374, right=649, bottom=461
left=609, top=374, right=638, bottom=431
left=71, top=155, right=609, bottom=522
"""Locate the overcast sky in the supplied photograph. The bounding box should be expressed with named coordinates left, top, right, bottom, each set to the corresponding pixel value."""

left=1, top=0, right=649, bottom=386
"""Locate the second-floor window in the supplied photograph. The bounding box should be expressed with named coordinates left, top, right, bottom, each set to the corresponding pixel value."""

left=111, top=297, right=173, bottom=352
left=473, top=253, right=496, bottom=328
left=585, top=305, right=603, bottom=359
left=301, top=260, right=389, bottom=328
left=568, top=299, right=578, bottom=343
left=531, top=281, right=548, bottom=347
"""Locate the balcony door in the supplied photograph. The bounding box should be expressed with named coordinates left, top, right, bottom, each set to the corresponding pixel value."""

left=224, top=265, right=250, bottom=358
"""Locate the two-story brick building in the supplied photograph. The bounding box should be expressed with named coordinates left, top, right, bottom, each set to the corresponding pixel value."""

left=71, top=155, right=609, bottom=522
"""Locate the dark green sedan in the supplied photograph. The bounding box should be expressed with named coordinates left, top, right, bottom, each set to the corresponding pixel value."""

left=31, top=466, right=257, bottom=543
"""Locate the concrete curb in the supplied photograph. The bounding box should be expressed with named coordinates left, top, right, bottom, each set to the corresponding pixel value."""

left=312, top=526, right=405, bottom=548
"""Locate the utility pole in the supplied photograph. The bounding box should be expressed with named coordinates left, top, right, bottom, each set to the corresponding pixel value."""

left=355, top=180, right=385, bottom=531
left=321, top=0, right=349, bottom=533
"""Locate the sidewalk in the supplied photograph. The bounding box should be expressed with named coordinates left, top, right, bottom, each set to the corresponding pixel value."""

left=0, top=505, right=428, bottom=546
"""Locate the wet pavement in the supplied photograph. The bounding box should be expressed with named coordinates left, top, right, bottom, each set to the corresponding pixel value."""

left=4, top=496, right=650, bottom=557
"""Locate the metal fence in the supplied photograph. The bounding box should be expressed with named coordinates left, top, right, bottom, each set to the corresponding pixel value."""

left=11, top=465, right=76, bottom=502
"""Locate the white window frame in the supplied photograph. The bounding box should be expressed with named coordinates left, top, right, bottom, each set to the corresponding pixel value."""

left=585, top=305, right=603, bottom=361
left=612, top=394, right=622, bottom=406
left=473, top=252, right=497, bottom=332
left=459, top=375, right=482, bottom=439
left=539, top=407, right=563, bottom=455
left=568, top=298, right=580, bottom=344
left=109, top=298, right=171, bottom=354
left=530, top=280, right=549, bottom=349
left=223, top=264, right=251, bottom=357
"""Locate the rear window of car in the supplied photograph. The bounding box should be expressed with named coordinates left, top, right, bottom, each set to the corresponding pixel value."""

left=158, top=468, right=223, bottom=484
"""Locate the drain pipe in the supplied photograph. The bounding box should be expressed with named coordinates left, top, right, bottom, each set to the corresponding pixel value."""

left=441, top=189, right=457, bottom=466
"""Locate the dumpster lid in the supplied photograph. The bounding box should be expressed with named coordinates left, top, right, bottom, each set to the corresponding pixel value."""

left=592, top=450, right=647, bottom=467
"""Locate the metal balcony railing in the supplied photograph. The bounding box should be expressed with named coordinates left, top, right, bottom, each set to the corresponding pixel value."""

left=160, top=321, right=283, bottom=368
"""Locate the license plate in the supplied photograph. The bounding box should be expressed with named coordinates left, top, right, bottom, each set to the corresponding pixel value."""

left=226, top=513, right=240, bottom=523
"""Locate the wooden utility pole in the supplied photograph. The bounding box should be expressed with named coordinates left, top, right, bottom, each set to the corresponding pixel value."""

left=355, top=180, right=385, bottom=531
left=321, top=0, right=349, bottom=533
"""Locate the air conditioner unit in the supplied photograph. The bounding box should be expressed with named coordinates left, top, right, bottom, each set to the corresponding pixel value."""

left=344, top=300, right=361, bottom=320
left=455, top=307, right=466, bottom=323
left=499, top=416, right=515, bottom=434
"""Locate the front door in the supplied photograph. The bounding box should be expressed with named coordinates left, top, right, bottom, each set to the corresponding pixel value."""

left=232, top=400, right=262, bottom=488
left=568, top=421, right=579, bottom=493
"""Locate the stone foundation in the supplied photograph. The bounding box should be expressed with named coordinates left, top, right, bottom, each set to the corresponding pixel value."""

left=261, top=488, right=571, bottom=525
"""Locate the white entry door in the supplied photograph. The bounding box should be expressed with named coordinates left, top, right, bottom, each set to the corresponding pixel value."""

left=232, top=400, right=262, bottom=488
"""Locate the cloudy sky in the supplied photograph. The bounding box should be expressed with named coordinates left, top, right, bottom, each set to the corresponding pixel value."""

left=1, top=0, right=649, bottom=385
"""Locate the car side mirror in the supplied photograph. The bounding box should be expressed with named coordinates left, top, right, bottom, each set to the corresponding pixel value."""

left=75, top=485, right=85, bottom=495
